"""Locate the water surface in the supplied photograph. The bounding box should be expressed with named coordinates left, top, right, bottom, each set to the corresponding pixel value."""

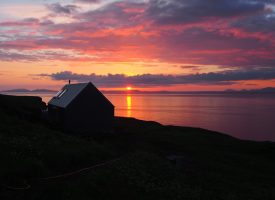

left=3, top=92, right=275, bottom=141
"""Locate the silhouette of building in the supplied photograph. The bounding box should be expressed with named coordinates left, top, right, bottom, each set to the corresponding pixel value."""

left=48, top=82, right=114, bottom=132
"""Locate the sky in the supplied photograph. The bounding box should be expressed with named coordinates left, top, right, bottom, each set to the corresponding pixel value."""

left=1, top=0, right=275, bottom=91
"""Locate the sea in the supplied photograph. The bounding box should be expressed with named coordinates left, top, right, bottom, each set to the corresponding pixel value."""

left=2, top=92, right=275, bottom=142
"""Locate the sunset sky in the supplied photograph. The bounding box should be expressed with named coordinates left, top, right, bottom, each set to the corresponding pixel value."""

left=1, top=0, right=275, bottom=91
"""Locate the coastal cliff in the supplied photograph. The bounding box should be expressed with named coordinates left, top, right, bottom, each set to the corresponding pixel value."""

left=0, top=94, right=275, bottom=200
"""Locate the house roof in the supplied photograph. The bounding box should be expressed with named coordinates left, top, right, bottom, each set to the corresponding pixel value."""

left=48, top=82, right=93, bottom=108
left=48, top=82, right=114, bottom=108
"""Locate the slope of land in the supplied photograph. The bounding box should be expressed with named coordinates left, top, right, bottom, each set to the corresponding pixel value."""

left=0, top=94, right=275, bottom=200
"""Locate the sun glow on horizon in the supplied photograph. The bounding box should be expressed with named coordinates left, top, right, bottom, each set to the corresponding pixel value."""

left=126, top=86, right=133, bottom=91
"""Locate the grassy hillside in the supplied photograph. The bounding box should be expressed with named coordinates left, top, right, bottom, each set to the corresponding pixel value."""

left=0, top=94, right=275, bottom=200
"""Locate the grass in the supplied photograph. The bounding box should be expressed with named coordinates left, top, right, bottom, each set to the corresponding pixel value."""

left=0, top=94, right=275, bottom=200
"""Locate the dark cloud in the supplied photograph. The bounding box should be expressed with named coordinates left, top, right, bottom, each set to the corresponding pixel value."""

left=0, top=50, right=37, bottom=62
left=232, top=14, right=275, bottom=32
left=74, top=0, right=100, bottom=3
left=0, top=18, right=54, bottom=27
left=181, top=65, right=203, bottom=71
left=146, top=0, right=267, bottom=25
left=46, top=3, right=79, bottom=15
left=79, top=1, right=145, bottom=26
left=0, top=50, right=92, bottom=62
left=0, top=18, right=40, bottom=26
left=37, top=68, right=275, bottom=87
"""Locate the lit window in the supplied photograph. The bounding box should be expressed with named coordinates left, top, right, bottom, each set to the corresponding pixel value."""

left=54, top=89, right=67, bottom=98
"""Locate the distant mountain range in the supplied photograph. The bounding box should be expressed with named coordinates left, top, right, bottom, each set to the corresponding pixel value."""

left=2, top=87, right=275, bottom=94
left=1, top=89, right=57, bottom=93
left=103, top=87, right=275, bottom=94
left=223, top=87, right=275, bottom=94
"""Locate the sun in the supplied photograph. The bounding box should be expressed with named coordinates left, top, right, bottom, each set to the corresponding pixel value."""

left=126, top=86, right=132, bottom=91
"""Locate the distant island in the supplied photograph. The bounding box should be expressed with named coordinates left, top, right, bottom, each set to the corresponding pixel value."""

left=1, top=89, right=57, bottom=93
left=224, top=87, right=275, bottom=94
left=2, top=87, right=275, bottom=94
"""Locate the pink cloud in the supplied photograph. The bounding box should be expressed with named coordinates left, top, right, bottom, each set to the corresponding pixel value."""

left=0, top=0, right=274, bottom=69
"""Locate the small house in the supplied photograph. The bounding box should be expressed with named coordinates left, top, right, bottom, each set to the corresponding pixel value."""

left=48, top=82, right=114, bottom=133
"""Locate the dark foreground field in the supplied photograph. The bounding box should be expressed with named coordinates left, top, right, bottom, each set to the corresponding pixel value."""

left=0, top=94, right=275, bottom=200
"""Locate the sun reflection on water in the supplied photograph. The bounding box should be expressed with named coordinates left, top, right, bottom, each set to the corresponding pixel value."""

left=126, top=95, right=132, bottom=117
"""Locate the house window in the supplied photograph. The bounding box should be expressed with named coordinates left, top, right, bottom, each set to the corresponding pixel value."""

left=54, top=89, right=67, bottom=98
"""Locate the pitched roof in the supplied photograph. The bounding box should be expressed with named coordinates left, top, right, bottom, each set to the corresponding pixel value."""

left=48, top=82, right=89, bottom=108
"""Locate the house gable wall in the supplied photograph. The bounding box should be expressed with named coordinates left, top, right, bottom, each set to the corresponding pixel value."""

left=63, top=84, right=114, bottom=132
